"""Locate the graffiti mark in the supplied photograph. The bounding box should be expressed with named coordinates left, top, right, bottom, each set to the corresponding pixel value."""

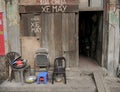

left=30, top=17, right=41, bottom=34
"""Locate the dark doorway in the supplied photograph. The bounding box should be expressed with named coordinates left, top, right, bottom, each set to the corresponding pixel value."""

left=79, top=11, right=103, bottom=64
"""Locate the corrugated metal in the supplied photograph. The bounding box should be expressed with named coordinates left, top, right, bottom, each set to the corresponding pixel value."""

left=19, top=0, right=79, bottom=5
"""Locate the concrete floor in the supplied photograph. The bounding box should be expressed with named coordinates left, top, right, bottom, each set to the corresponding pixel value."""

left=0, top=57, right=120, bottom=92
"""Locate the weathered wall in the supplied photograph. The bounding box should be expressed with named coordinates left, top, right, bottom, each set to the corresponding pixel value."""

left=107, top=0, right=120, bottom=76
left=0, top=56, right=8, bottom=83
left=0, top=0, right=8, bottom=54
left=79, top=0, right=103, bottom=8
left=0, top=0, right=8, bottom=82
left=19, top=0, right=78, bottom=5
left=0, top=0, right=21, bottom=82
left=101, top=0, right=109, bottom=69
left=7, top=0, right=20, bottom=53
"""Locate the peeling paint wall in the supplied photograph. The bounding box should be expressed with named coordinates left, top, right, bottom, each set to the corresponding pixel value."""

left=0, top=56, right=8, bottom=82
left=107, top=0, right=120, bottom=76
left=0, top=0, right=8, bottom=81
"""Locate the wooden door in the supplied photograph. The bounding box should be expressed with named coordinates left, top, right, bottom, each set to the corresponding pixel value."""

left=20, top=14, right=41, bottom=68
left=43, top=13, right=78, bottom=67
left=21, top=37, right=40, bottom=68
left=62, top=13, right=78, bottom=67
left=20, top=13, right=78, bottom=68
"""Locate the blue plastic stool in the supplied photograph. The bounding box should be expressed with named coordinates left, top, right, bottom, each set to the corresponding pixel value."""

left=37, top=72, right=48, bottom=84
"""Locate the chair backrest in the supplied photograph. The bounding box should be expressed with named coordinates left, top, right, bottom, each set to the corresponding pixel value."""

left=35, top=54, right=49, bottom=67
left=34, top=48, right=49, bottom=67
left=54, top=57, right=66, bottom=69
left=6, top=52, right=20, bottom=65
left=35, top=48, right=48, bottom=55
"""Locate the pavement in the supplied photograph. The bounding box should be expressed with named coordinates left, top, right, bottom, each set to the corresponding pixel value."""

left=0, top=70, right=96, bottom=92
left=0, top=57, right=120, bottom=92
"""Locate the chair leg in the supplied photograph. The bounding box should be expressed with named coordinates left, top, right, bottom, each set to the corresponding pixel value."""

left=37, top=76, right=40, bottom=84
left=64, top=73, right=67, bottom=84
left=52, top=73, right=54, bottom=84
left=28, top=66, right=31, bottom=76
left=20, top=70, right=24, bottom=84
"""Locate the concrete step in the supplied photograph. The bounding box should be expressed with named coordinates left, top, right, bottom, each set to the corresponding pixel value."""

left=0, top=75, right=96, bottom=92
left=0, top=85, right=96, bottom=92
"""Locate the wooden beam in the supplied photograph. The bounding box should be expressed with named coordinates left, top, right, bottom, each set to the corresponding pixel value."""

left=102, top=0, right=108, bottom=67
left=19, top=5, right=79, bottom=13
left=79, top=7, right=103, bottom=11
left=93, top=71, right=110, bottom=92
left=75, top=13, right=79, bottom=67
left=107, top=2, right=120, bottom=76
left=18, top=0, right=79, bottom=5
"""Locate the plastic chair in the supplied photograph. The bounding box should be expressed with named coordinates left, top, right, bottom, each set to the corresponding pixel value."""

left=6, top=52, right=21, bottom=81
left=52, top=57, right=67, bottom=84
left=34, top=48, right=50, bottom=71
left=6, top=52, right=20, bottom=63
left=6, top=52, right=30, bottom=84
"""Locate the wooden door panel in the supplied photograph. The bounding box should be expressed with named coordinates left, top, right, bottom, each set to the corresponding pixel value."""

left=21, top=37, right=40, bottom=68
left=54, top=13, right=62, bottom=57
left=41, top=13, right=49, bottom=48
left=47, top=14, right=55, bottom=66
left=62, top=13, right=76, bottom=67
left=68, top=13, right=76, bottom=67
left=21, top=14, right=41, bottom=37
left=62, top=13, right=70, bottom=67
left=20, top=13, right=78, bottom=68
left=21, top=14, right=41, bottom=68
